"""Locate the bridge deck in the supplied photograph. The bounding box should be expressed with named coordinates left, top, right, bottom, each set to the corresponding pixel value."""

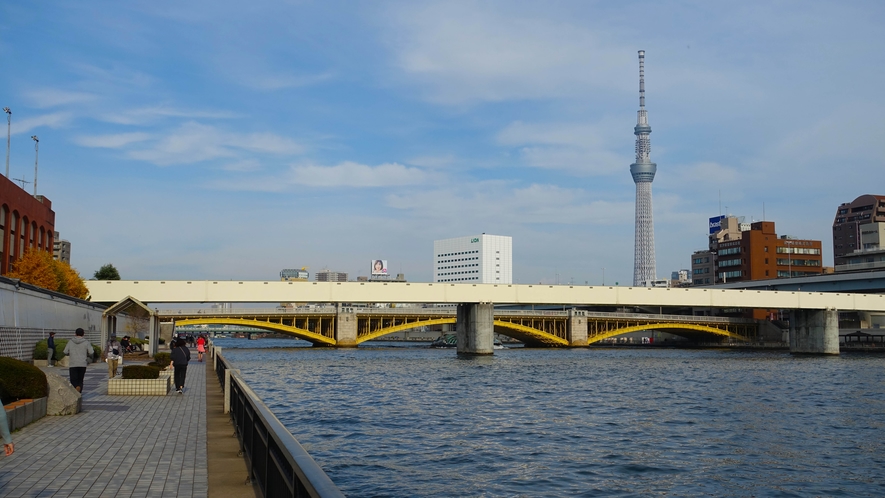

left=87, top=280, right=885, bottom=312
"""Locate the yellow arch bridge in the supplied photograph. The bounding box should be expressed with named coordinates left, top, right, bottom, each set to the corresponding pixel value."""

left=167, top=309, right=758, bottom=347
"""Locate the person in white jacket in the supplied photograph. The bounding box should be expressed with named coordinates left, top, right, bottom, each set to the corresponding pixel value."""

left=63, top=328, right=94, bottom=393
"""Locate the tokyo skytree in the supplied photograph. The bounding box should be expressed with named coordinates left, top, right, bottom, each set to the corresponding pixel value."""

left=630, top=50, right=657, bottom=286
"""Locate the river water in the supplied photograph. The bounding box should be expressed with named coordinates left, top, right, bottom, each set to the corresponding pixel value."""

left=216, top=338, right=885, bottom=497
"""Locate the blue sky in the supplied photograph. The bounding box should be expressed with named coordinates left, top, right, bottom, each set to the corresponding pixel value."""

left=1, top=1, right=882, bottom=285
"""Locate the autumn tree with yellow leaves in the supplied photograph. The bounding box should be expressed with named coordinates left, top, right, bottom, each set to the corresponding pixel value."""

left=7, top=249, right=89, bottom=299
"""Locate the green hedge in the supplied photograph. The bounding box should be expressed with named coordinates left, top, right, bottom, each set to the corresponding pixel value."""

left=121, top=365, right=161, bottom=379
left=153, top=352, right=171, bottom=366
left=33, top=339, right=66, bottom=361
left=0, top=356, right=48, bottom=404
left=34, top=339, right=100, bottom=362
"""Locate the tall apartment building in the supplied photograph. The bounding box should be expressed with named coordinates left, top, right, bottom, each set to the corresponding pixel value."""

left=832, top=194, right=885, bottom=267
left=692, top=216, right=749, bottom=285
left=433, top=234, right=512, bottom=284
left=0, top=174, right=55, bottom=275
left=315, top=270, right=348, bottom=282
left=53, top=231, right=71, bottom=264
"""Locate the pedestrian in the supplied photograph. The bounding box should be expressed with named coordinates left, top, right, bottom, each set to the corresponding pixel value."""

left=170, top=338, right=191, bottom=394
left=63, top=328, right=94, bottom=393
left=46, top=332, right=56, bottom=367
left=0, top=401, right=13, bottom=456
left=196, top=335, right=206, bottom=362
left=103, top=334, right=123, bottom=378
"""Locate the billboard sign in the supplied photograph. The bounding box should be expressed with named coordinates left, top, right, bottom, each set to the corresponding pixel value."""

left=371, top=259, right=388, bottom=276
left=709, top=215, right=726, bottom=234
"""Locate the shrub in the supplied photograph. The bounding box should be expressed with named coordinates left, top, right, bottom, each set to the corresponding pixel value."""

left=158, top=338, right=165, bottom=345
left=121, top=365, right=161, bottom=380
left=34, top=340, right=49, bottom=360
left=92, top=344, right=102, bottom=361
left=35, top=339, right=66, bottom=361
left=153, top=352, right=171, bottom=366
left=0, top=356, right=49, bottom=404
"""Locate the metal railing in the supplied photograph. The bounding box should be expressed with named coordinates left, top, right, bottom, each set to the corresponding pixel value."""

left=211, top=345, right=345, bottom=498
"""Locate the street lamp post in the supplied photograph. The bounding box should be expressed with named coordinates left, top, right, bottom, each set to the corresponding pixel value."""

left=3, top=107, right=10, bottom=178
left=31, top=135, right=38, bottom=196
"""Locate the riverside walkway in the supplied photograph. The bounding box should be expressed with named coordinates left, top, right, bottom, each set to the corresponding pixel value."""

left=0, top=360, right=255, bottom=497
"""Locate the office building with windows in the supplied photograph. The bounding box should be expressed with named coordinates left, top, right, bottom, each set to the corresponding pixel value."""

left=433, top=234, right=512, bottom=284
left=832, top=194, right=885, bottom=267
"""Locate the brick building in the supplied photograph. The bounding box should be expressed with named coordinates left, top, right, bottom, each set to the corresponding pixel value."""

left=716, top=221, right=823, bottom=282
left=0, top=174, right=55, bottom=275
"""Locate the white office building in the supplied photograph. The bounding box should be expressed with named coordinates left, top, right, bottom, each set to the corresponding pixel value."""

left=433, top=234, right=512, bottom=284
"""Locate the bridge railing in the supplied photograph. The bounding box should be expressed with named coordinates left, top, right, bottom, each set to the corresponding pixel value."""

left=210, top=344, right=344, bottom=498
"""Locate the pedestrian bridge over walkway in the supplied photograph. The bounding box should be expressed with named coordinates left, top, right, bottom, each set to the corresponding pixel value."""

left=163, top=307, right=760, bottom=347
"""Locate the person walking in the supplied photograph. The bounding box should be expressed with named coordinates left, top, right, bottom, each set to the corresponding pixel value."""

left=170, top=338, right=191, bottom=394
left=103, top=334, right=123, bottom=378
left=46, top=332, right=56, bottom=367
left=63, top=328, right=94, bottom=393
left=196, top=335, right=206, bottom=362
left=0, top=401, right=14, bottom=456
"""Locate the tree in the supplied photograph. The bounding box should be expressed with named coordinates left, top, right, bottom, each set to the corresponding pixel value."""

left=6, top=250, right=57, bottom=290
left=7, top=249, right=89, bottom=299
left=93, top=264, right=121, bottom=280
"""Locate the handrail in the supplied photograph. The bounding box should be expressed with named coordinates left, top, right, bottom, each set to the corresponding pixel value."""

left=210, top=344, right=345, bottom=498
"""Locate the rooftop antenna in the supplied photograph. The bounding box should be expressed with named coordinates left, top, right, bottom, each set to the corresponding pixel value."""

left=12, top=176, right=30, bottom=190
left=3, top=107, right=10, bottom=178
left=31, top=135, right=39, bottom=196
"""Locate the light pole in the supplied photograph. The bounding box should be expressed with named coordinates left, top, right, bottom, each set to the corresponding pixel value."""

left=31, top=135, right=39, bottom=196
left=4, top=107, right=10, bottom=178
left=602, top=267, right=605, bottom=286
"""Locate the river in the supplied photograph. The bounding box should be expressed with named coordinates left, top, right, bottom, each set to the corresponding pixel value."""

left=215, top=338, right=885, bottom=497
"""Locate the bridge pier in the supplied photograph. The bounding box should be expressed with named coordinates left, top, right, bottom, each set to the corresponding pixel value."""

left=790, top=308, right=839, bottom=355
left=567, top=309, right=588, bottom=346
left=335, top=304, right=358, bottom=348
left=456, top=302, right=494, bottom=355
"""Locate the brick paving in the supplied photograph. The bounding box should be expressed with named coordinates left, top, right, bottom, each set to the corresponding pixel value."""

left=0, top=361, right=208, bottom=497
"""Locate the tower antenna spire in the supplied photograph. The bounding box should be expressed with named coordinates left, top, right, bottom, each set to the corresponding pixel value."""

left=630, top=50, right=657, bottom=286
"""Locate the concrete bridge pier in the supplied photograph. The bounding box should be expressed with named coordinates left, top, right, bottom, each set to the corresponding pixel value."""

left=567, top=309, right=588, bottom=346
left=456, top=302, right=494, bottom=355
left=335, top=304, right=358, bottom=348
left=790, top=308, right=839, bottom=355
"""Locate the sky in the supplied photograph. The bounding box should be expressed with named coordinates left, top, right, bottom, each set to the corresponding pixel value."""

left=1, top=1, right=883, bottom=286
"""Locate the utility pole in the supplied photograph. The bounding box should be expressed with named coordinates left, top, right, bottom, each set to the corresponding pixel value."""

left=31, top=135, right=38, bottom=196
left=3, top=107, right=10, bottom=178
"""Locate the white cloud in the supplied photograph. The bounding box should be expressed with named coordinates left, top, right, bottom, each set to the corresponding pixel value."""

left=98, top=106, right=239, bottom=125
left=289, top=161, right=431, bottom=187
left=21, top=88, right=98, bottom=108
left=386, top=3, right=635, bottom=105
left=11, top=112, right=73, bottom=135
left=73, top=132, right=152, bottom=148
left=386, top=182, right=632, bottom=226
left=238, top=72, right=335, bottom=91
left=221, top=159, right=262, bottom=172
left=126, top=122, right=304, bottom=166
left=496, top=120, right=630, bottom=175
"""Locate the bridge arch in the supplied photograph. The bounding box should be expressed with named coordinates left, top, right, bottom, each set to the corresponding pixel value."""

left=355, top=318, right=568, bottom=346
left=175, top=318, right=336, bottom=346
left=588, top=322, right=750, bottom=344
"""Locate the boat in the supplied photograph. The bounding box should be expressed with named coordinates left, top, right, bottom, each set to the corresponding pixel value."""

left=429, top=335, right=507, bottom=349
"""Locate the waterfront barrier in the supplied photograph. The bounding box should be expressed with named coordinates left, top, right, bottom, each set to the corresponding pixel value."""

left=210, top=345, right=345, bottom=498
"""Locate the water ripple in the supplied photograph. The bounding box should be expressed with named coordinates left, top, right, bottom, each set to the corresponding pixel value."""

left=218, top=339, right=885, bottom=497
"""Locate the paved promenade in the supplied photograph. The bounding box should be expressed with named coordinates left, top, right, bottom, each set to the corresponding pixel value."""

left=0, top=361, right=209, bottom=497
